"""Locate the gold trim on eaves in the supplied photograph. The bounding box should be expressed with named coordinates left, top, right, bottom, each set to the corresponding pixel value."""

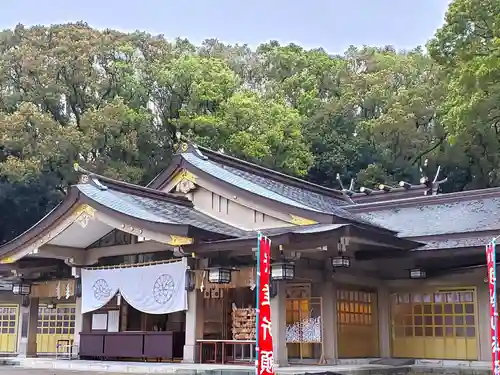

left=289, top=215, right=317, bottom=226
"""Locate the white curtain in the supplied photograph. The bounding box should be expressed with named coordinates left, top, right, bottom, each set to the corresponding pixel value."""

left=81, top=268, right=120, bottom=313
left=81, top=262, right=187, bottom=315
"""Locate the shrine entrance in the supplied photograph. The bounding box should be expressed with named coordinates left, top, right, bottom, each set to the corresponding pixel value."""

left=285, top=284, right=323, bottom=361
left=36, top=303, right=76, bottom=354
left=30, top=280, right=78, bottom=355
left=196, top=267, right=257, bottom=364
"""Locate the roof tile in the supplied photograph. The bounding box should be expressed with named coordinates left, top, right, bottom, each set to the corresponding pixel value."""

left=182, top=153, right=377, bottom=227
left=182, top=153, right=319, bottom=211
left=356, top=197, right=500, bottom=237
left=77, top=184, right=246, bottom=237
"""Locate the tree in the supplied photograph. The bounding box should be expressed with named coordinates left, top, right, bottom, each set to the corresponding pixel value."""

left=301, top=46, right=446, bottom=188
left=343, top=46, right=446, bottom=187
left=189, top=90, right=313, bottom=176
left=1, top=8, right=499, bottom=244
left=0, top=23, right=172, bottom=244
left=428, top=0, right=500, bottom=189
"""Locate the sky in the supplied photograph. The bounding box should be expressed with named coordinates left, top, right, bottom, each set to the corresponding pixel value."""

left=0, top=0, right=451, bottom=54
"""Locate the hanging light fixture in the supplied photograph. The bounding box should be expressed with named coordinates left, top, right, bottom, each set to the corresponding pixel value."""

left=208, top=267, right=232, bottom=284
left=185, top=270, right=196, bottom=291
left=271, top=262, right=295, bottom=281
left=12, top=282, right=31, bottom=296
left=331, top=255, right=350, bottom=268
left=409, top=268, right=426, bottom=279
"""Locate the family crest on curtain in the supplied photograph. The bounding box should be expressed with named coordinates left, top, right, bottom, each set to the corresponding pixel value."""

left=81, top=261, right=188, bottom=314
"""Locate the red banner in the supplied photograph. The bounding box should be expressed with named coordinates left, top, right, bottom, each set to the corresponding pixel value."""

left=256, top=236, right=274, bottom=375
left=486, top=242, right=499, bottom=375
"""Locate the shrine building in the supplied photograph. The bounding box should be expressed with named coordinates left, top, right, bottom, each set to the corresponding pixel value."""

left=0, top=141, right=496, bottom=365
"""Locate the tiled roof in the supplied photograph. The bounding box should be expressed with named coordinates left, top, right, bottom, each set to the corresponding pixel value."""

left=182, top=152, right=377, bottom=227
left=221, top=164, right=348, bottom=210
left=353, top=196, right=500, bottom=237
left=182, top=153, right=318, bottom=211
left=77, top=184, right=246, bottom=237
left=418, top=236, right=492, bottom=250
left=233, top=224, right=350, bottom=240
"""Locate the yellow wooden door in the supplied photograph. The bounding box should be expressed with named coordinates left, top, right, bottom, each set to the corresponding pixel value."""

left=37, top=303, right=76, bottom=353
left=337, top=288, right=379, bottom=358
left=0, top=304, right=19, bottom=353
left=391, top=289, right=477, bottom=360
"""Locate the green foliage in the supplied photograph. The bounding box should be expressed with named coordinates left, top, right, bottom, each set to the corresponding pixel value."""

left=1, top=3, right=500, bottom=243
left=428, top=0, right=500, bottom=188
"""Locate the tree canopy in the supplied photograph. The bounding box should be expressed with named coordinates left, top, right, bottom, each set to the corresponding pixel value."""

left=0, top=0, right=498, bottom=243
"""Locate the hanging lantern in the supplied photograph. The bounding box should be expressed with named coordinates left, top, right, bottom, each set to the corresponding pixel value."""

left=12, top=282, right=31, bottom=296
left=185, top=270, right=196, bottom=291
left=331, top=255, right=350, bottom=268
left=409, top=268, right=426, bottom=279
left=208, top=267, right=232, bottom=284
left=271, top=262, right=295, bottom=281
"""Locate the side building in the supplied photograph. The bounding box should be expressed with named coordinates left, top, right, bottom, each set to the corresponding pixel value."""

left=0, top=141, right=494, bottom=365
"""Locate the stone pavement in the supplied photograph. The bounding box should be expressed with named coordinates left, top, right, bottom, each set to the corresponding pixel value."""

left=0, top=358, right=492, bottom=375
left=0, top=358, right=399, bottom=375
left=0, top=369, right=119, bottom=375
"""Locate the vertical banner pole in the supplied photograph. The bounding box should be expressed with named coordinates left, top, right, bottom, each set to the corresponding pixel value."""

left=256, top=235, right=275, bottom=375
left=494, top=241, right=499, bottom=375
left=256, top=232, right=262, bottom=374
left=487, top=240, right=499, bottom=375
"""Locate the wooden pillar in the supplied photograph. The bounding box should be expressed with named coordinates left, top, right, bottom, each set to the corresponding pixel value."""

left=183, top=289, right=204, bottom=363
left=271, top=282, right=288, bottom=367
left=18, top=296, right=39, bottom=357
left=73, top=297, right=83, bottom=347
left=321, top=281, right=338, bottom=363
left=378, top=286, right=391, bottom=357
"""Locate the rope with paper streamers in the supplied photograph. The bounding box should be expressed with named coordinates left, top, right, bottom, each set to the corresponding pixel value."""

left=82, top=257, right=182, bottom=270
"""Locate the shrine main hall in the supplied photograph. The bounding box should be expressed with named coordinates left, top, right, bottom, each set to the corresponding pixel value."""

left=0, top=141, right=496, bottom=365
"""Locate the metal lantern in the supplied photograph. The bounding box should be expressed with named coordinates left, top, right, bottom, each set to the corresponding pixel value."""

left=12, top=282, right=31, bottom=296
left=409, top=268, right=426, bottom=279
left=208, top=267, right=232, bottom=284
left=271, top=262, right=295, bottom=281
left=185, top=270, right=196, bottom=291
left=75, top=278, right=82, bottom=298
left=331, top=255, right=350, bottom=268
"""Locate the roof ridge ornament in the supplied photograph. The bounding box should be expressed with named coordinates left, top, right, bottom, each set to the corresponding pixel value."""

left=335, top=174, right=355, bottom=204
left=173, top=133, right=208, bottom=160
left=349, top=159, right=448, bottom=202
left=420, top=160, right=448, bottom=196
left=90, top=177, right=108, bottom=191
left=73, top=162, right=108, bottom=191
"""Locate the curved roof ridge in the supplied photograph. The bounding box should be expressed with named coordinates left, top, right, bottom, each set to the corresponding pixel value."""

left=74, top=163, right=193, bottom=207
left=346, top=185, right=500, bottom=212
left=181, top=152, right=321, bottom=212
left=193, top=144, right=347, bottom=199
